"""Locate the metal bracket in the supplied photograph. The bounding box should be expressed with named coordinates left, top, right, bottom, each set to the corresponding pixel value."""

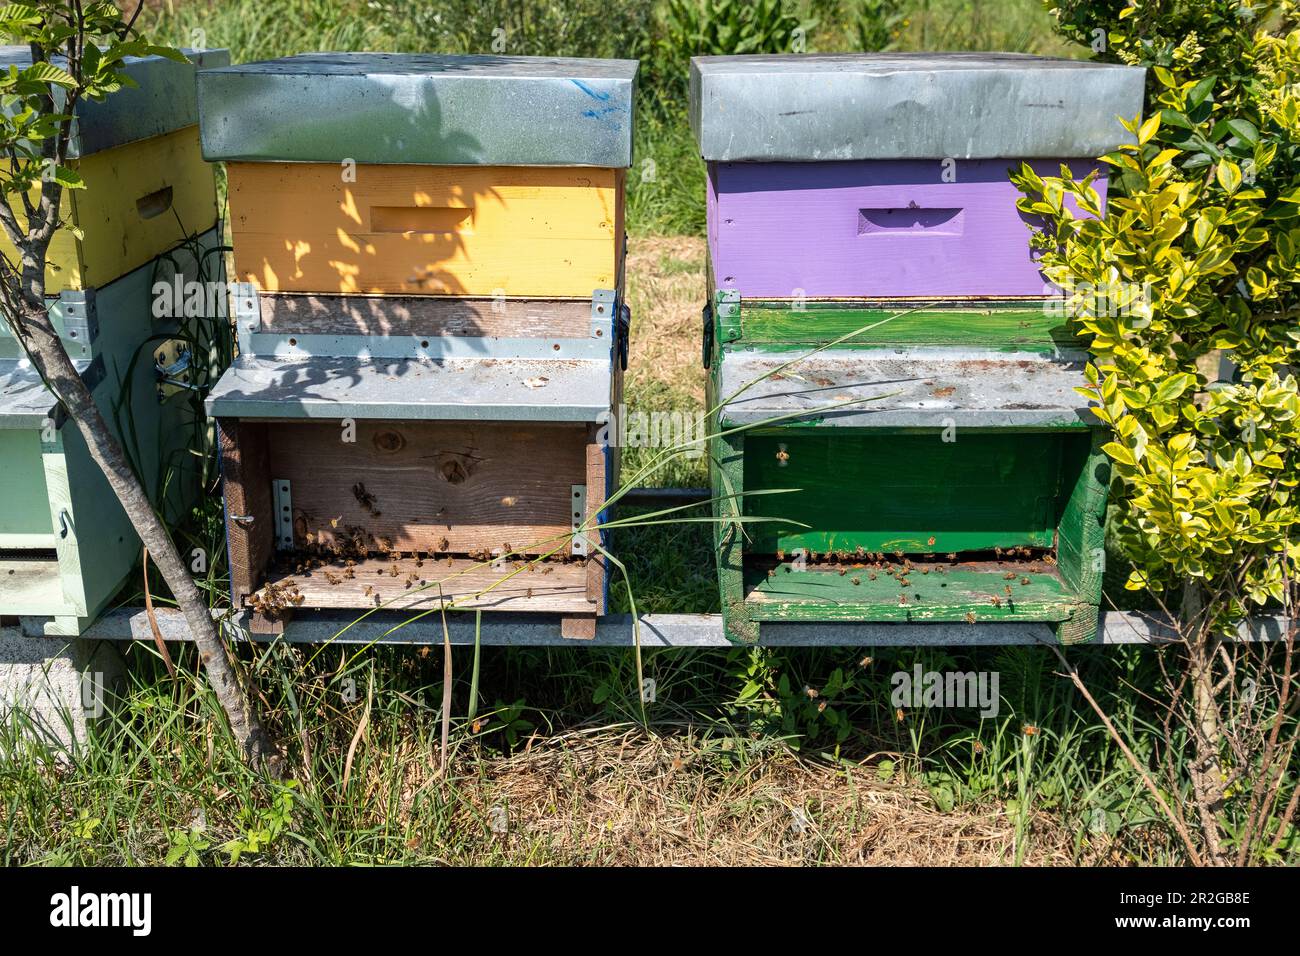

left=233, top=282, right=260, bottom=358
left=0, top=290, right=97, bottom=360
left=50, top=289, right=98, bottom=359
left=272, top=478, right=294, bottom=551
left=245, top=332, right=611, bottom=361
left=715, top=288, right=741, bottom=344
left=590, top=289, right=615, bottom=342
left=570, top=484, right=588, bottom=556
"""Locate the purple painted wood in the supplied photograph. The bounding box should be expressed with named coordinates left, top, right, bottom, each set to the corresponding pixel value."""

left=707, top=159, right=1106, bottom=299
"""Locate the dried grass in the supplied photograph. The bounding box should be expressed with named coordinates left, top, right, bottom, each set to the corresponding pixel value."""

left=624, top=235, right=708, bottom=407
left=410, top=727, right=1101, bottom=866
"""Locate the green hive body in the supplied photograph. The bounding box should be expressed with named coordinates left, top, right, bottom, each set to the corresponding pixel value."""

left=705, top=294, right=1109, bottom=644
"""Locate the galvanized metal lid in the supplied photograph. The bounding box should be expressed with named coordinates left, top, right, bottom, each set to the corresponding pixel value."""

left=690, top=53, right=1146, bottom=161
left=0, top=46, right=229, bottom=157
left=197, top=53, right=638, bottom=166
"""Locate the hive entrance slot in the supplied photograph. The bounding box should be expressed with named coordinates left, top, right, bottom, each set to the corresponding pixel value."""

left=858, top=206, right=963, bottom=236
left=136, top=186, right=174, bottom=220
left=370, top=205, right=472, bottom=235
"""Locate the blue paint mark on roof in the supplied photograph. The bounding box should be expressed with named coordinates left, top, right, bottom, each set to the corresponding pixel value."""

left=571, top=78, right=611, bottom=101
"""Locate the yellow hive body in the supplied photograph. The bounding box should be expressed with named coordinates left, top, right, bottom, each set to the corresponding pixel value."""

left=227, top=163, right=625, bottom=298
left=0, top=126, right=219, bottom=293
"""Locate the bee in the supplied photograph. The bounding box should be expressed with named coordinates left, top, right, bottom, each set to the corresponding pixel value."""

left=964, top=611, right=977, bottom=624
left=1021, top=577, right=1032, bottom=586
left=851, top=576, right=861, bottom=586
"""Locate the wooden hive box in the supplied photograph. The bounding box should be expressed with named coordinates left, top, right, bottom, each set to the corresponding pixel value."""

left=0, top=46, right=227, bottom=294
left=1, top=230, right=225, bottom=634
left=0, top=48, right=227, bottom=634
left=200, top=55, right=638, bottom=635
left=206, top=286, right=619, bottom=636
left=199, top=54, right=636, bottom=299
left=691, top=54, right=1146, bottom=643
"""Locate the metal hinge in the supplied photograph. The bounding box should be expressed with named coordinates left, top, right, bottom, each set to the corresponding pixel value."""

left=272, top=478, right=294, bottom=550
left=570, top=484, right=589, bottom=556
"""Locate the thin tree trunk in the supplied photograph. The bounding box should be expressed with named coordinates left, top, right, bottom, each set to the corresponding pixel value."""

left=16, top=299, right=277, bottom=767
left=1182, top=580, right=1227, bottom=863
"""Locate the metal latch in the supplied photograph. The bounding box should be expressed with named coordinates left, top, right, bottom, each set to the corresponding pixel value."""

left=618, top=302, right=631, bottom=371
left=154, top=339, right=197, bottom=398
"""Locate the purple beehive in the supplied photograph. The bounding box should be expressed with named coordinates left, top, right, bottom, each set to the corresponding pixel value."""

left=691, top=54, right=1146, bottom=299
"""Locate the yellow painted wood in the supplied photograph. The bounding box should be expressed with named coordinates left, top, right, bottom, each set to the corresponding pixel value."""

left=0, top=126, right=218, bottom=293
left=228, top=162, right=623, bottom=297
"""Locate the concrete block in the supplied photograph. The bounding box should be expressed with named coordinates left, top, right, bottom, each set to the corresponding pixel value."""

left=0, top=626, right=125, bottom=755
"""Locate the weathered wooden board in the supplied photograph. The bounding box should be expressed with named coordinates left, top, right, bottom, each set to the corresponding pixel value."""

left=254, top=555, right=590, bottom=613
left=219, top=420, right=275, bottom=601
left=258, top=293, right=592, bottom=337
left=229, top=163, right=624, bottom=297
left=707, top=159, right=1105, bottom=299
left=263, top=420, right=588, bottom=557
left=744, top=561, right=1079, bottom=622
left=0, top=127, right=219, bottom=293
left=0, top=557, right=67, bottom=615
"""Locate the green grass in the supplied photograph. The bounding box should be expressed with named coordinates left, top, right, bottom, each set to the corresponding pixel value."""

left=1, top=629, right=1222, bottom=865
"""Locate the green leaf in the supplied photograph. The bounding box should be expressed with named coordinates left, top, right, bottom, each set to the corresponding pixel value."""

left=21, top=62, right=77, bottom=90
left=1102, top=442, right=1138, bottom=467
left=50, top=166, right=84, bottom=189
left=1153, top=373, right=1196, bottom=404
left=1215, top=162, right=1243, bottom=195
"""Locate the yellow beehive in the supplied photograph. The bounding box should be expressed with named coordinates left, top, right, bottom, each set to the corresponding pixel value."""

left=227, top=163, right=624, bottom=298
left=0, top=47, right=226, bottom=292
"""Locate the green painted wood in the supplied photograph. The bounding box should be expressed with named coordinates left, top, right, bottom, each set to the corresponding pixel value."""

left=734, top=298, right=1081, bottom=354
left=1054, top=430, right=1111, bottom=609
left=1, top=229, right=223, bottom=629
left=744, top=561, right=1081, bottom=623
left=0, top=429, right=55, bottom=546
left=741, top=431, right=1090, bottom=555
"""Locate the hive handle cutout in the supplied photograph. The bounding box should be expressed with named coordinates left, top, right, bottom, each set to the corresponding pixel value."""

left=858, top=205, right=964, bottom=236
left=371, top=205, right=473, bottom=235
left=136, top=186, right=174, bottom=221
